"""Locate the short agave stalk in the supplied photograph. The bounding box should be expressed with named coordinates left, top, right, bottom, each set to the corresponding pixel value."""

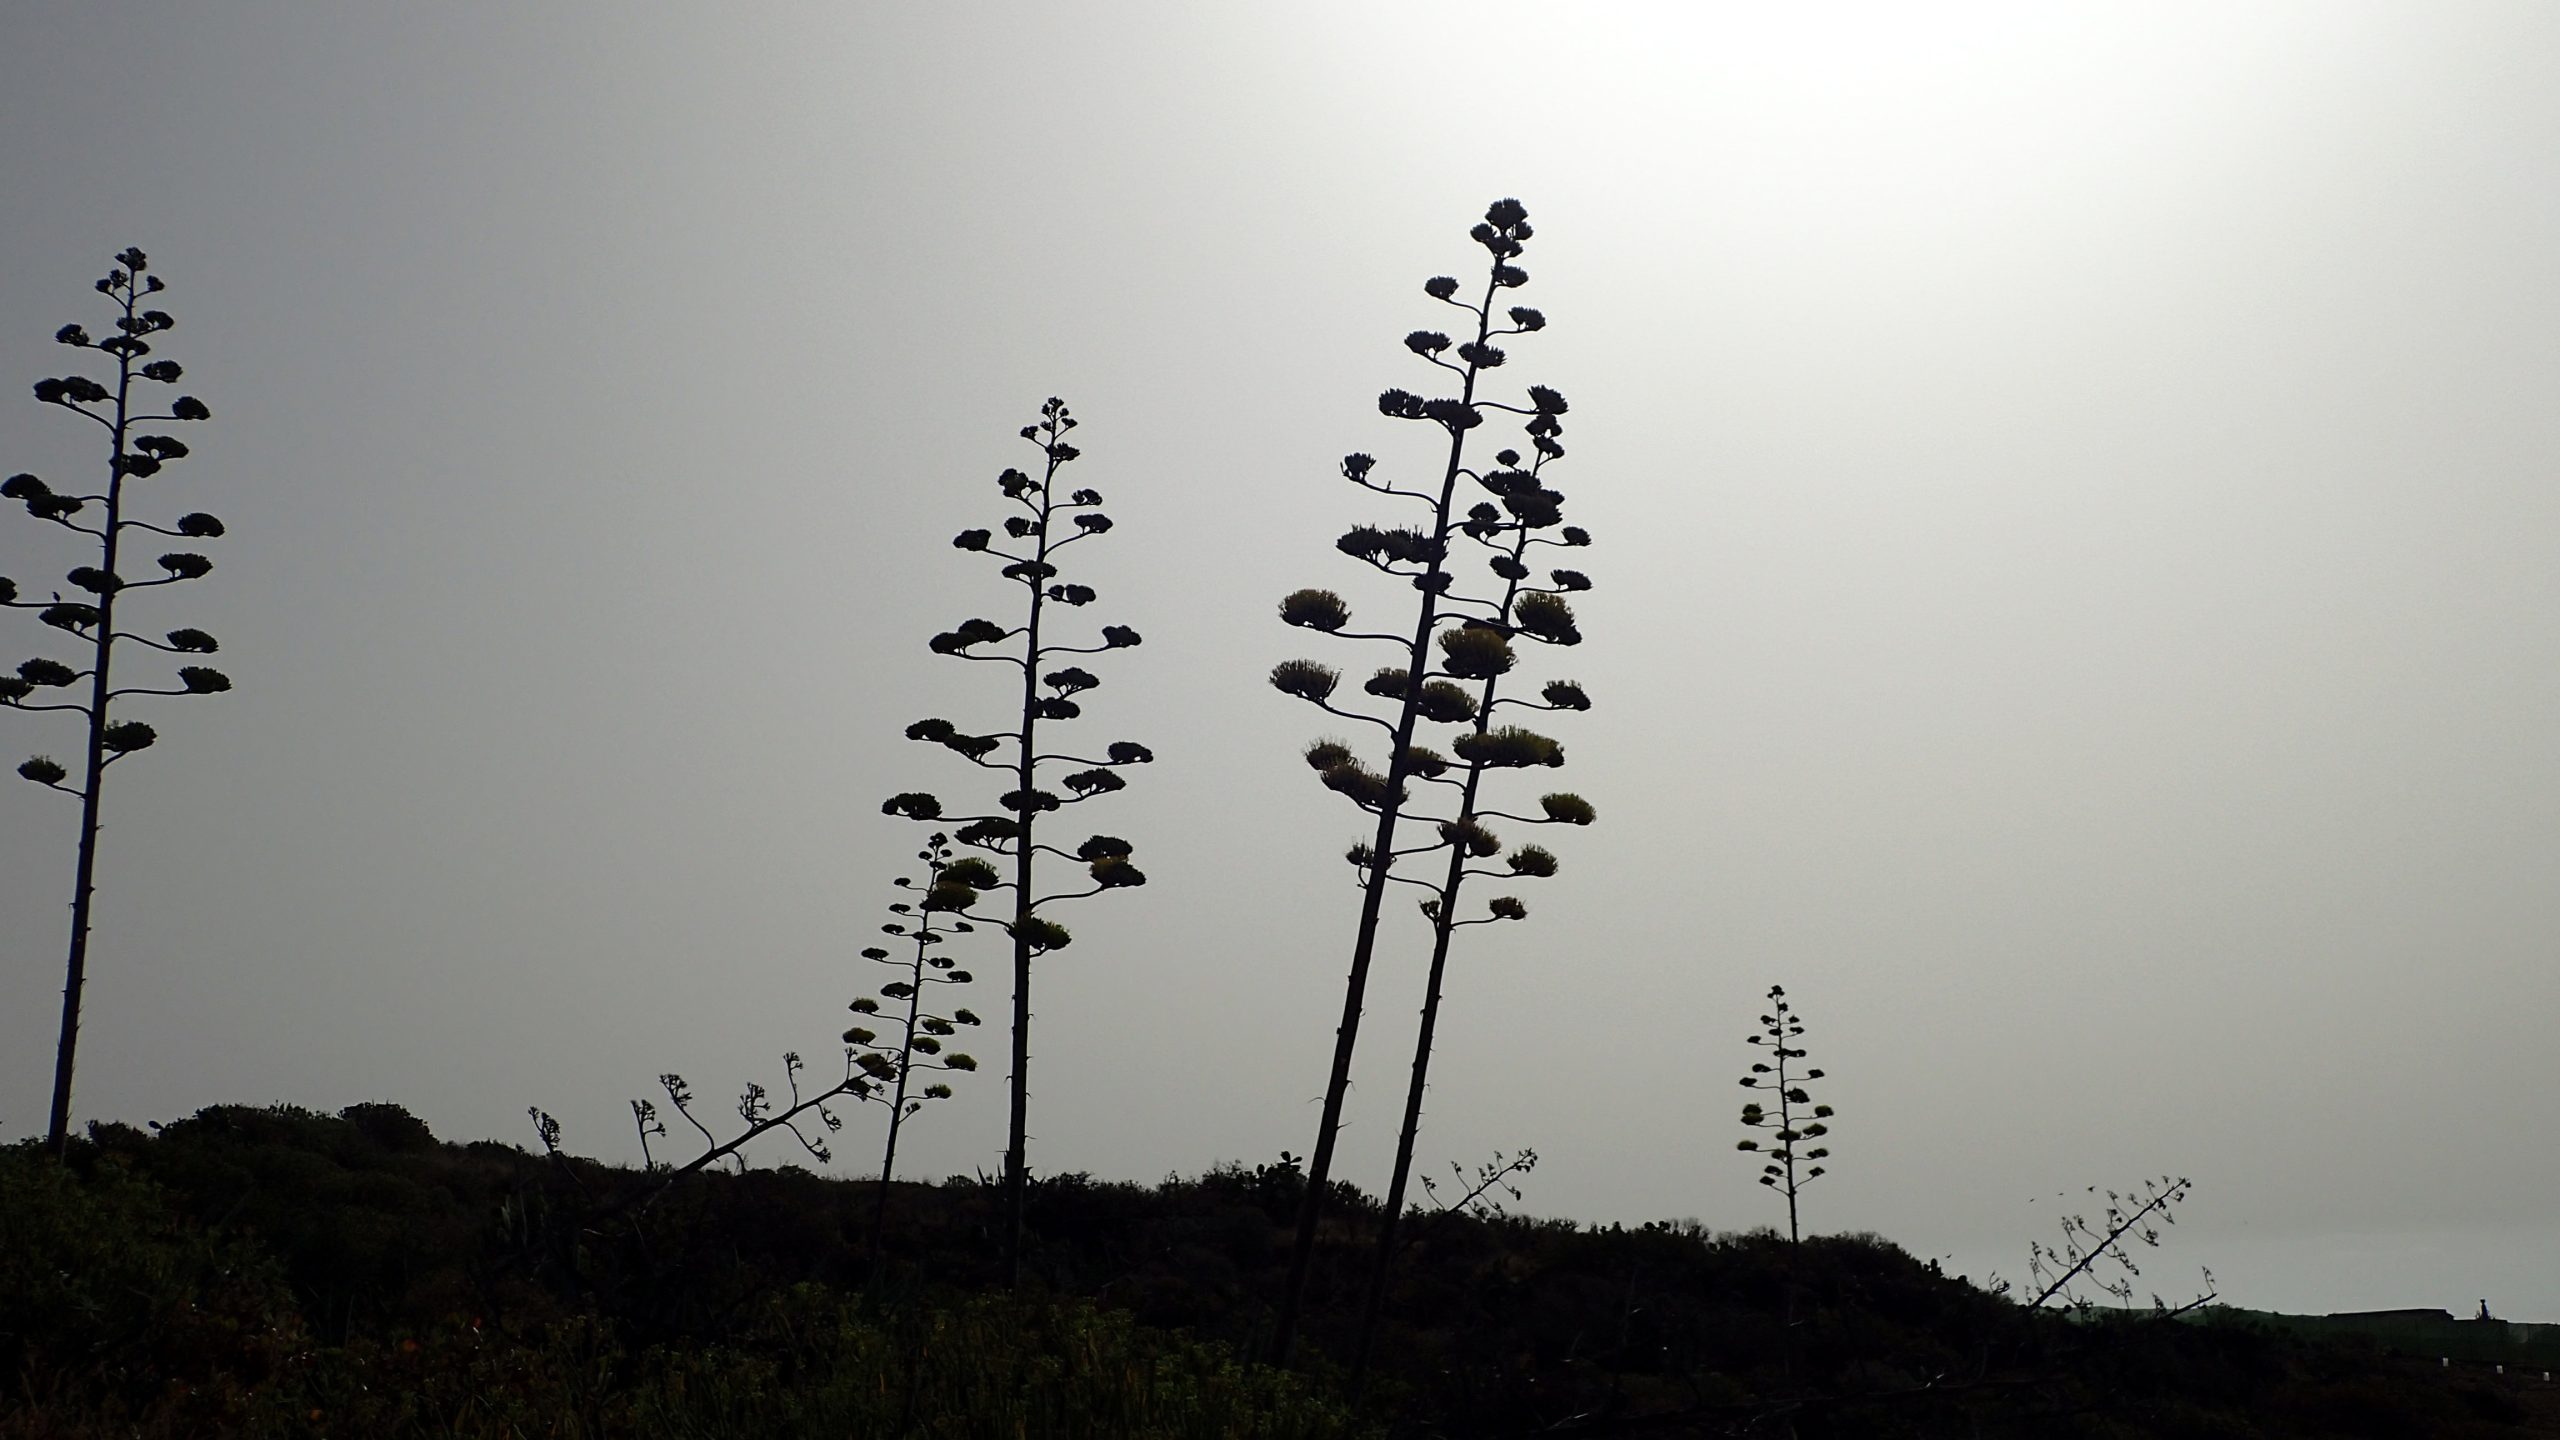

left=623, top=1046, right=866, bottom=1184
left=848, top=832, right=988, bottom=1257
left=879, top=397, right=1149, bottom=1286
left=1348, top=395, right=1596, bottom=1385
left=2025, top=1175, right=2199, bottom=1312
left=615, top=842, right=992, bottom=1202
left=1735, top=985, right=1835, bottom=1246
left=1, top=249, right=226, bottom=1158
left=1416, top=1146, right=1537, bottom=1221
left=1270, top=199, right=1583, bottom=1364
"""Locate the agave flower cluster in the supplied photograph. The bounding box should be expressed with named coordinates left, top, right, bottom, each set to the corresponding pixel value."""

left=1270, top=199, right=1596, bottom=1364
left=1736, top=984, right=1835, bottom=1245
left=1, top=249, right=227, bottom=1153
left=877, top=397, right=1150, bottom=1284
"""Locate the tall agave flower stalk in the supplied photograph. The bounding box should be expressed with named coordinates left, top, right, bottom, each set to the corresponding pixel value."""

left=1345, top=399, right=1595, bottom=1385
left=847, top=833, right=988, bottom=1254
left=0, top=249, right=226, bottom=1158
left=1267, top=199, right=1588, bottom=1363
left=880, top=397, right=1150, bottom=1286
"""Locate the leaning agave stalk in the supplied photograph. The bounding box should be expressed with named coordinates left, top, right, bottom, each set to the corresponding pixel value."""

left=1267, top=199, right=1590, bottom=1364
left=1348, top=415, right=1596, bottom=1386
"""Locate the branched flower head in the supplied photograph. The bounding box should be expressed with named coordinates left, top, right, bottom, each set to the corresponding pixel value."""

left=1511, top=592, right=1581, bottom=645
left=1063, top=767, right=1125, bottom=796
left=102, top=721, right=157, bottom=753
left=1539, top=792, right=1596, bottom=825
left=1013, top=916, right=1072, bottom=952
left=1452, top=725, right=1560, bottom=769
left=1436, top=625, right=1515, bottom=680
left=1505, top=845, right=1559, bottom=878
left=1271, top=659, right=1341, bottom=703
left=1089, top=854, right=1148, bottom=888
left=943, top=856, right=1002, bottom=891
left=882, top=792, right=943, bottom=821
left=1319, top=758, right=1395, bottom=809
left=1416, top=680, right=1479, bottom=723
left=1399, top=744, right=1449, bottom=780
left=1280, top=588, right=1352, bottom=632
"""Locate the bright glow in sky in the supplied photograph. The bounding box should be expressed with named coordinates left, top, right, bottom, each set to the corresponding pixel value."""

left=4, top=2, right=2557, bottom=1318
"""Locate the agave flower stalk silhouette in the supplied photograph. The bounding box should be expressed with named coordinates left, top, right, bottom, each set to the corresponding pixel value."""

left=880, top=397, right=1149, bottom=1286
left=1, top=250, right=227, bottom=1158
left=621, top=1050, right=857, bottom=1181
left=1347, top=396, right=1595, bottom=1385
left=849, top=833, right=988, bottom=1255
left=1268, top=200, right=1591, bottom=1363
left=613, top=839, right=989, bottom=1204
left=1735, top=985, right=1835, bottom=1246
left=2024, top=1175, right=2200, bottom=1312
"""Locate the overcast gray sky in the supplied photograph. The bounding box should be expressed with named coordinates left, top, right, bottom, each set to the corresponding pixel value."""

left=5, top=2, right=2557, bottom=1318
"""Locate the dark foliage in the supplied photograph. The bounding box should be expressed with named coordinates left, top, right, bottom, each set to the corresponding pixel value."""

left=6, top=1107, right=2548, bottom=1438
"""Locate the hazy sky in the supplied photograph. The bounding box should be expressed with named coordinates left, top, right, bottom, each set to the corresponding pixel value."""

left=6, top=3, right=2557, bottom=1318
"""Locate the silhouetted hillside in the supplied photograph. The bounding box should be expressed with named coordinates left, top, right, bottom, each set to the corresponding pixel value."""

left=5, top=1104, right=2555, bottom=1437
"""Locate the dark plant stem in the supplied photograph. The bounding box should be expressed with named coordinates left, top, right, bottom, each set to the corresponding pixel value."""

left=650, top=1080, right=862, bottom=1189
left=1349, top=887, right=1459, bottom=1390
left=2027, top=1181, right=2188, bottom=1309
left=1351, top=527, right=1540, bottom=1389
left=45, top=282, right=136, bottom=1160
left=1272, top=270, right=1497, bottom=1367
left=1002, top=454, right=1061, bottom=1289
left=1775, top=1041, right=1800, bottom=1245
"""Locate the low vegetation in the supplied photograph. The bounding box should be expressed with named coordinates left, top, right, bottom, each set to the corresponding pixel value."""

left=7, top=1106, right=2553, bottom=1438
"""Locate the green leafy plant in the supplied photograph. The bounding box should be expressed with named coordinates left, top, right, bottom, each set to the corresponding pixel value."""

left=1736, top=985, right=1834, bottom=1246
left=1269, top=199, right=1588, bottom=1364
left=887, top=397, right=1150, bottom=1285
left=2, top=249, right=227, bottom=1157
